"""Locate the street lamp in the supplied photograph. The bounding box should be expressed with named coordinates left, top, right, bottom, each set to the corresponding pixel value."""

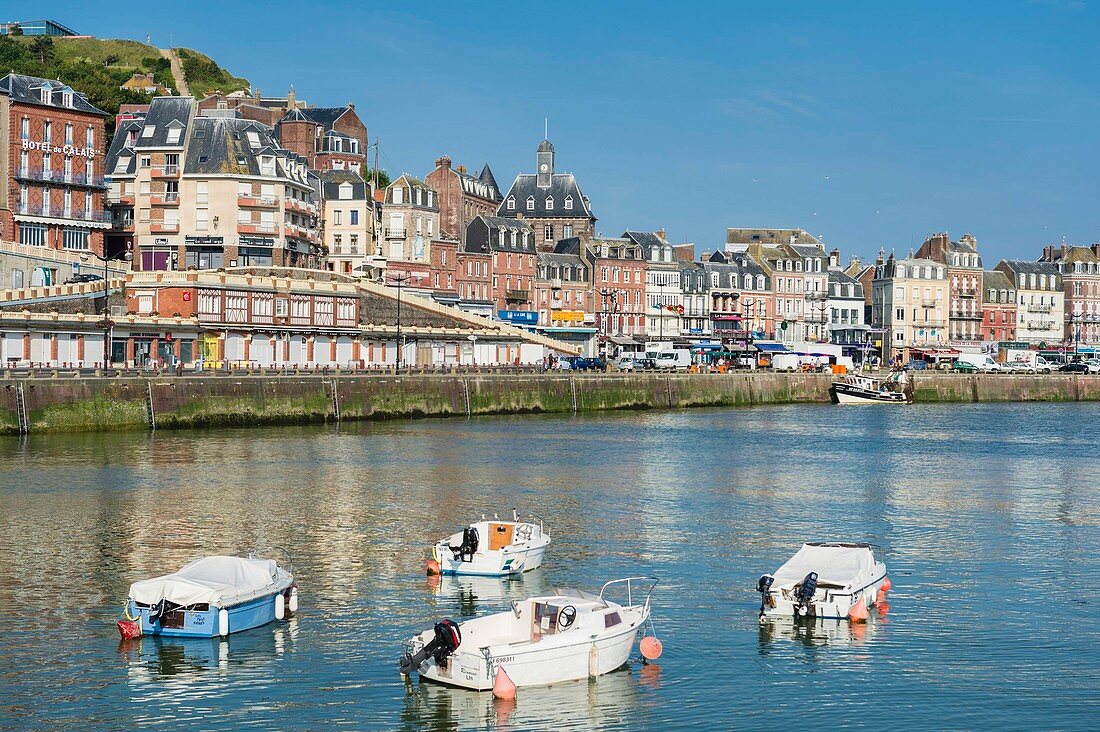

left=467, top=334, right=477, bottom=367
left=83, top=250, right=133, bottom=370
left=387, top=271, right=422, bottom=371
left=598, top=288, right=619, bottom=353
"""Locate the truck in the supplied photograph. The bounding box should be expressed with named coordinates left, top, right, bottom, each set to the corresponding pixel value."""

left=954, top=353, right=1001, bottom=373
left=652, top=349, right=691, bottom=370
left=1002, top=349, right=1054, bottom=374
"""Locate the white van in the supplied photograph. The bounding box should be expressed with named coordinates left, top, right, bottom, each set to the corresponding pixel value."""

left=954, top=353, right=1001, bottom=373
left=653, top=349, right=691, bottom=370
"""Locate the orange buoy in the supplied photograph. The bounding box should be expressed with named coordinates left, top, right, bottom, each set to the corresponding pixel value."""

left=494, top=696, right=516, bottom=725
left=640, top=636, right=663, bottom=660
left=877, top=597, right=890, bottom=616
left=880, top=575, right=892, bottom=593
left=425, top=559, right=440, bottom=576
left=876, top=588, right=888, bottom=605
left=493, top=666, right=517, bottom=700
left=848, top=596, right=869, bottom=623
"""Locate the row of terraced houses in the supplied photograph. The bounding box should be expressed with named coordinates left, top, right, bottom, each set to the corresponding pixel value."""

left=2, top=71, right=1099, bottom=366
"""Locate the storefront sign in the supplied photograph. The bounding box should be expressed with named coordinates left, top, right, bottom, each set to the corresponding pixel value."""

left=711, top=314, right=742, bottom=321
left=21, top=139, right=97, bottom=158
left=239, top=237, right=275, bottom=247
left=551, top=310, right=585, bottom=322
left=497, top=310, right=538, bottom=325
left=185, top=236, right=224, bottom=246
left=153, top=237, right=170, bottom=246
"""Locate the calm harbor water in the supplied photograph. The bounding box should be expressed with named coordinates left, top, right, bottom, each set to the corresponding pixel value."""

left=1, top=403, right=1098, bottom=730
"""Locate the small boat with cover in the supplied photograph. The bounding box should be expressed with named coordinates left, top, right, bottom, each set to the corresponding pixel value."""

left=756, top=542, right=888, bottom=621
left=399, top=577, right=658, bottom=691
left=430, top=511, right=550, bottom=577
left=117, top=554, right=297, bottom=639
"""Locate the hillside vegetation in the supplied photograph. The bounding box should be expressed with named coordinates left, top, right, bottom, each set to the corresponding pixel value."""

left=0, top=35, right=250, bottom=133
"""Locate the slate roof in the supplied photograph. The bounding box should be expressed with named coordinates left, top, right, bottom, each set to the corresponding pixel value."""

left=0, top=73, right=105, bottom=115
left=281, top=106, right=350, bottom=131
left=458, top=165, right=501, bottom=202
left=982, top=269, right=1016, bottom=297
left=479, top=164, right=500, bottom=193
left=132, top=96, right=194, bottom=149
left=537, top=251, right=588, bottom=281
left=498, top=173, right=594, bottom=219
left=785, top=243, right=828, bottom=260
left=318, top=169, right=368, bottom=200
left=463, top=215, right=535, bottom=255
left=727, top=227, right=821, bottom=247
left=997, top=259, right=1061, bottom=278
left=622, top=230, right=670, bottom=258
left=104, top=119, right=143, bottom=175
left=828, top=269, right=864, bottom=298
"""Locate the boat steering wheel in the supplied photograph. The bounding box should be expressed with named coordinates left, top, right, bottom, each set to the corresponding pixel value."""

left=557, top=605, right=577, bottom=629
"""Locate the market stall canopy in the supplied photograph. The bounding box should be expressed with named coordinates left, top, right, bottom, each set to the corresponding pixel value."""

left=755, top=343, right=789, bottom=353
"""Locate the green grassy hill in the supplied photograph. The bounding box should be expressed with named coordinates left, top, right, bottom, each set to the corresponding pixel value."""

left=0, top=34, right=250, bottom=133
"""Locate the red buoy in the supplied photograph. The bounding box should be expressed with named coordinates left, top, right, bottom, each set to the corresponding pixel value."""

left=425, top=559, right=440, bottom=576
left=640, top=636, right=663, bottom=660
left=117, top=619, right=142, bottom=640
left=493, top=666, right=517, bottom=700
left=881, top=575, right=892, bottom=593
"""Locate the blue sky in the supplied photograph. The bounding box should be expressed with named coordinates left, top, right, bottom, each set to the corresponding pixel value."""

left=41, top=0, right=1100, bottom=262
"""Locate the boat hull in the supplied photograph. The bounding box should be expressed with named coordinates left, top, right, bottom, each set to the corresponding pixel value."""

left=436, top=539, right=550, bottom=577
left=417, top=613, right=645, bottom=691
left=830, top=382, right=910, bottom=404
left=762, top=570, right=888, bottom=620
left=130, top=587, right=292, bottom=637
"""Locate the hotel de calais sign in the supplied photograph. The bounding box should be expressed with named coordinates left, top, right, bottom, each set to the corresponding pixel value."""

left=21, top=139, right=98, bottom=158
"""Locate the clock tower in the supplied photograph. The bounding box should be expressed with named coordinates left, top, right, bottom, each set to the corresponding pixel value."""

left=536, top=139, right=554, bottom=189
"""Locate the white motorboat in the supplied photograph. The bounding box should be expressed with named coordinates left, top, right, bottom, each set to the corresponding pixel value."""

left=399, top=577, right=657, bottom=691
left=756, top=542, right=889, bottom=620
left=830, top=371, right=912, bottom=404
left=431, top=512, right=550, bottom=577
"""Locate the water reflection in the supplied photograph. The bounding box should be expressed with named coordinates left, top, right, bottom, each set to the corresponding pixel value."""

left=757, top=615, right=882, bottom=651
left=427, top=572, right=549, bottom=617
left=400, top=666, right=642, bottom=732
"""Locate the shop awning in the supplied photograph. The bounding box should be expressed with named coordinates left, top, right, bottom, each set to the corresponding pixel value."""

left=607, top=334, right=637, bottom=346
left=912, top=347, right=960, bottom=357
left=755, top=342, right=790, bottom=353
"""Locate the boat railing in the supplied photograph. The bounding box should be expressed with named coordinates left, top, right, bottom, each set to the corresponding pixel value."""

left=599, top=576, right=659, bottom=611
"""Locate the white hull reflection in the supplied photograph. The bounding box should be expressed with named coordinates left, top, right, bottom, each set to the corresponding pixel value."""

left=758, top=615, right=881, bottom=648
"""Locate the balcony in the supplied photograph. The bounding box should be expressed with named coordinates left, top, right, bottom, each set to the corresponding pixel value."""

left=14, top=168, right=108, bottom=188
left=14, top=203, right=111, bottom=222
left=921, top=298, right=938, bottom=307
left=549, top=277, right=563, bottom=289
left=150, top=221, right=180, bottom=233
left=151, top=165, right=180, bottom=178
left=549, top=298, right=564, bottom=309
left=285, top=197, right=317, bottom=215
left=505, top=289, right=531, bottom=303
left=1027, top=304, right=1053, bottom=313
left=150, top=192, right=180, bottom=206
left=957, top=287, right=977, bottom=298
left=952, top=312, right=983, bottom=320
left=384, top=227, right=406, bottom=238
left=107, top=191, right=134, bottom=205
left=1027, top=320, right=1057, bottom=330
left=239, top=193, right=278, bottom=208
left=239, top=222, right=279, bottom=235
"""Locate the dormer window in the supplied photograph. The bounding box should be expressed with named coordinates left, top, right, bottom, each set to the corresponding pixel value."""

left=546, top=196, right=554, bottom=210
left=526, top=196, right=535, bottom=211
left=564, top=196, right=573, bottom=210
left=142, top=125, right=155, bottom=138
left=62, top=91, right=73, bottom=108
left=506, top=197, right=515, bottom=210
left=246, top=131, right=260, bottom=148
left=40, top=86, right=50, bottom=104
left=166, top=126, right=182, bottom=145
left=427, top=191, right=433, bottom=207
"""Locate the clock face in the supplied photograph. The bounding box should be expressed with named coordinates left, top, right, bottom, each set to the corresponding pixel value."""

left=539, top=164, right=548, bottom=172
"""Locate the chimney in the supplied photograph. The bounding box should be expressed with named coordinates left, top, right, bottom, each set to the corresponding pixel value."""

left=1092, top=244, right=1100, bottom=258
left=789, top=234, right=797, bottom=245
left=436, top=155, right=452, bottom=170
left=287, top=85, right=296, bottom=107
left=348, top=102, right=355, bottom=110
left=457, top=164, right=467, bottom=175
left=656, top=228, right=667, bottom=241
left=876, top=248, right=885, bottom=266
left=700, top=252, right=711, bottom=262
left=1062, top=242, right=1069, bottom=257
left=829, top=248, right=840, bottom=268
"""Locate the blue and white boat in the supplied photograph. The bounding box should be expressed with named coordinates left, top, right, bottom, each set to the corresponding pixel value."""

left=118, top=555, right=297, bottom=639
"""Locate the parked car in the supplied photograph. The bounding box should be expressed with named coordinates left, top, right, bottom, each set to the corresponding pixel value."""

left=950, top=359, right=979, bottom=373
left=1004, top=360, right=1037, bottom=374
left=904, top=359, right=929, bottom=371
left=1059, top=361, right=1089, bottom=373
left=65, top=273, right=103, bottom=284
left=615, top=357, right=636, bottom=372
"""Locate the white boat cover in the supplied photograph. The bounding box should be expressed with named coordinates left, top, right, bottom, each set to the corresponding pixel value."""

left=128, top=556, right=280, bottom=607
left=771, top=544, right=875, bottom=588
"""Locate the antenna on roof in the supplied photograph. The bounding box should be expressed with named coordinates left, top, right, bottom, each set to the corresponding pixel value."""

left=544, top=117, right=548, bottom=140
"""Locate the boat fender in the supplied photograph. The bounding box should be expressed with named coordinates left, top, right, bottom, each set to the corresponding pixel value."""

left=218, top=608, right=229, bottom=637
left=794, top=572, right=818, bottom=617
left=493, top=666, right=517, bottom=700
left=640, top=636, right=663, bottom=660
left=589, top=644, right=599, bottom=677
left=288, top=586, right=299, bottom=613
left=880, top=575, right=892, bottom=593
left=117, top=619, right=142, bottom=640
left=756, top=575, right=775, bottom=618
left=425, top=558, right=441, bottom=576
left=848, top=596, right=869, bottom=623
left=275, top=592, right=285, bottom=621
left=398, top=618, right=462, bottom=675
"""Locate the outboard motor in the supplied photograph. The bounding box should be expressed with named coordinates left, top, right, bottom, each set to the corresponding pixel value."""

left=399, top=619, right=462, bottom=675
left=794, top=572, right=818, bottom=618
left=756, top=575, right=775, bottom=618
left=448, top=527, right=479, bottom=562
left=148, top=598, right=170, bottom=626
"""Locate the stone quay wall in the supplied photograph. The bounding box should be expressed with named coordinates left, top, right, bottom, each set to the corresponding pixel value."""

left=1, top=373, right=1099, bottom=435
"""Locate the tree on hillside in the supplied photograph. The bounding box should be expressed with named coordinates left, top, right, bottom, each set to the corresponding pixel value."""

left=9, top=24, right=23, bottom=36
left=104, top=54, right=120, bottom=67
left=30, top=36, right=54, bottom=65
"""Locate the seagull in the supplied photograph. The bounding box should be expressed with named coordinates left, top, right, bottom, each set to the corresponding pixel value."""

left=824, top=176, right=830, bottom=182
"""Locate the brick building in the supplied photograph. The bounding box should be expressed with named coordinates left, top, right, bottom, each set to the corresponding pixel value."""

left=703, top=250, right=773, bottom=341
left=277, top=104, right=367, bottom=173
left=916, top=232, right=984, bottom=345
left=105, top=96, right=323, bottom=273
left=498, top=139, right=595, bottom=250
left=464, top=215, right=536, bottom=315
left=380, top=175, right=438, bottom=277
left=1039, top=243, right=1100, bottom=348
left=556, top=235, right=646, bottom=338
left=981, top=269, right=1017, bottom=343
left=1, top=73, right=109, bottom=258
left=424, top=155, right=501, bottom=244
left=196, top=87, right=309, bottom=127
